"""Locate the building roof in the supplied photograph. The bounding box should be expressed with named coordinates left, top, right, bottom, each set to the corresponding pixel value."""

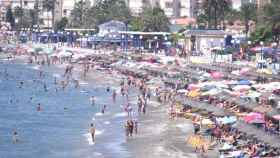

left=170, top=18, right=196, bottom=25
left=184, top=29, right=227, bottom=37
left=99, top=20, right=126, bottom=28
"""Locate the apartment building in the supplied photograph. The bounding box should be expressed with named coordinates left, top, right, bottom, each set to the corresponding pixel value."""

left=233, top=0, right=271, bottom=10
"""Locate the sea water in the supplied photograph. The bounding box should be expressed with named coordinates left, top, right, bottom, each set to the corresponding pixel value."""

left=0, top=60, right=130, bottom=158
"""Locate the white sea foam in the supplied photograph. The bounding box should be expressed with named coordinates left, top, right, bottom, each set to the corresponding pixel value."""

left=95, top=112, right=103, bottom=116
left=80, top=90, right=89, bottom=94
left=176, top=123, right=193, bottom=132
left=104, top=121, right=110, bottom=125
left=84, top=130, right=104, bottom=145
left=93, top=152, right=103, bottom=156
left=113, top=112, right=127, bottom=118
left=32, top=65, right=41, bottom=70
left=79, top=81, right=88, bottom=85
left=52, top=73, right=61, bottom=78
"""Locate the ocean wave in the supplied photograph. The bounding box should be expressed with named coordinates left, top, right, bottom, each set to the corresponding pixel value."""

left=95, top=112, right=103, bottom=116
left=113, top=112, right=127, bottom=118
left=104, top=121, right=110, bottom=125
left=31, top=65, right=41, bottom=70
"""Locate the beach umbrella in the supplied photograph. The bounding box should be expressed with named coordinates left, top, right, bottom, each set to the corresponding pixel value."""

left=273, top=115, right=280, bottom=120
left=187, top=135, right=208, bottom=148
left=44, top=48, right=54, bottom=55
left=246, top=91, right=261, bottom=98
left=34, top=47, right=43, bottom=53
left=233, top=85, right=251, bottom=91
left=216, top=116, right=237, bottom=124
left=177, top=89, right=188, bottom=93
left=238, top=80, right=251, bottom=85
left=256, top=69, right=272, bottom=75
left=201, top=88, right=221, bottom=96
left=187, top=90, right=200, bottom=97
left=220, top=143, right=233, bottom=150
left=200, top=85, right=216, bottom=91
left=243, top=112, right=265, bottom=124
left=211, top=71, right=223, bottom=79
left=240, top=67, right=250, bottom=74
left=57, top=50, right=73, bottom=57
left=201, top=119, right=214, bottom=125
left=187, top=84, right=200, bottom=90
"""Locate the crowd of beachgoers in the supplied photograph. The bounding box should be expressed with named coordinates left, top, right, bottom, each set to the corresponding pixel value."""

left=1, top=42, right=280, bottom=158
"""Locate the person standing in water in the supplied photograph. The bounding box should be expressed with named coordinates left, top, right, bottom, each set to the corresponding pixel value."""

left=89, top=123, right=95, bottom=143
left=43, top=83, right=48, bottom=92
left=37, top=103, right=42, bottom=111
left=101, top=105, right=107, bottom=114
left=12, top=130, right=19, bottom=144
left=90, top=96, right=95, bottom=106
left=19, top=81, right=24, bottom=88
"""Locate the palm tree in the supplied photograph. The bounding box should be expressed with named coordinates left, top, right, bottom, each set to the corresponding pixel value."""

left=240, top=3, right=257, bottom=37
left=202, top=0, right=231, bottom=29
left=263, top=0, right=280, bottom=43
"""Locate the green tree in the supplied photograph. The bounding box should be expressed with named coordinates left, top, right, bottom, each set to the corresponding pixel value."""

left=240, top=3, right=257, bottom=36
left=263, top=0, right=280, bottom=43
left=201, top=0, right=231, bottom=29
left=43, top=0, right=56, bottom=29
left=141, top=7, right=170, bottom=32
left=70, top=0, right=91, bottom=28
left=5, top=6, right=15, bottom=30
left=29, top=9, right=39, bottom=31
left=13, top=6, right=24, bottom=31
left=54, top=17, right=68, bottom=31
left=13, top=6, right=24, bottom=18
left=129, top=17, right=144, bottom=31
left=90, top=0, right=132, bottom=25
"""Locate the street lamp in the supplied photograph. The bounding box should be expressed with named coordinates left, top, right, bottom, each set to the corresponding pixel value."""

left=154, top=36, right=158, bottom=53
left=260, top=41, right=264, bottom=69
left=139, top=35, right=143, bottom=50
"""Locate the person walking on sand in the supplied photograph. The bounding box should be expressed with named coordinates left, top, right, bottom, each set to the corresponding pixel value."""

left=128, top=120, right=134, bottom=137
left=112, top=90, right=117, bottom=103
left=89, top=123, right=95, bottom=143
left=125, top=121, right=129, bottom=137
left=134, top=120, right=138, bottom=135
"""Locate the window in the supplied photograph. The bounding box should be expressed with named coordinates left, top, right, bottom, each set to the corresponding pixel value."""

left=63, top=9, right=67, bottom=15
left=24, top=1, right=28, bottom=6
left=165, top=2, right=173, bottom=8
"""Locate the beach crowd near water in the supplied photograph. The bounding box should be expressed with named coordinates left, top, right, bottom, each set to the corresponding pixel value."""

left=1, top=41, right=280, bottom=158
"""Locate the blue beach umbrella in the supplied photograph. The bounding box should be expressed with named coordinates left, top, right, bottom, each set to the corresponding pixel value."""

left=238, top=80, right=251, bottom=85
